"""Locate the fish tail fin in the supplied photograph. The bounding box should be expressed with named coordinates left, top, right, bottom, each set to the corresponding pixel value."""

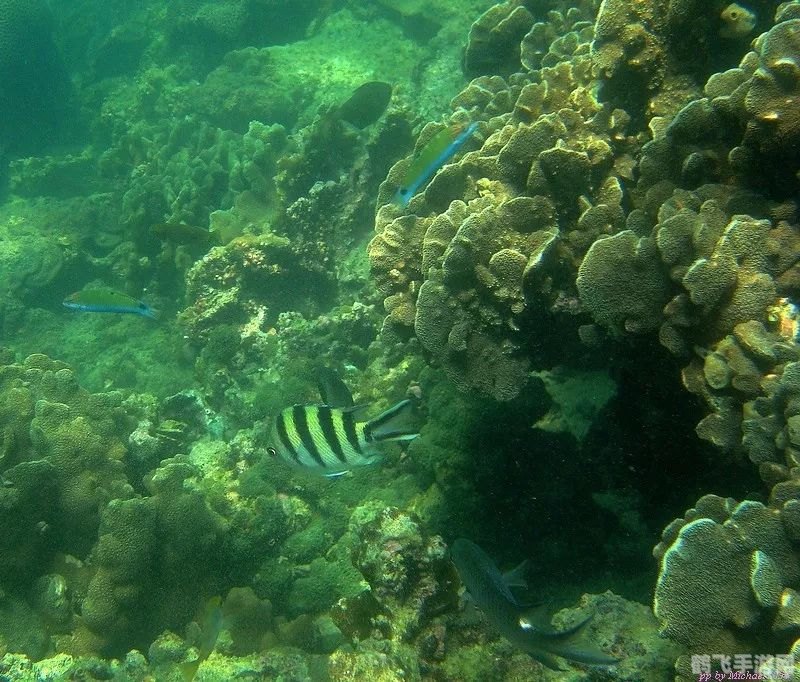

left=365, top=399, right=419, bottom=442
left=179, top=660, right=200, bottom=681
left=145, top=307, right=162, bottom=321
left=538, top=614, right=619, bottom=667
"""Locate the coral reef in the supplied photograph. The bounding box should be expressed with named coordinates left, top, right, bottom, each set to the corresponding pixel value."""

left=2, top=0, right=800, bottom=680
left=369, top=0, right=629, bottom=400
left=654, top=494, right=800, bottom=680
left=577, top=6, right=800, bottom=483
left=0, top=352, right=133, bottom=585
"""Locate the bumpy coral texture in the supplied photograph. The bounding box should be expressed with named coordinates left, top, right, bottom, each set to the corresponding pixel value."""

left=81, top=460, right=228, bottom=653
left=0, top=353, right=133, bottom=585
left=654, top=494, right=800, bottom=680
left=369, top=0, right=630, bottom=401
left=579, top=6, right=800, bottom=478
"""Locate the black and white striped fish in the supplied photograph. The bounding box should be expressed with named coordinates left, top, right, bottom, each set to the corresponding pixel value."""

left=267, top=371, right=419, bottom=477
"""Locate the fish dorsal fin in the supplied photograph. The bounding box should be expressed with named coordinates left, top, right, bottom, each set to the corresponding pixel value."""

left=503, top=559, right=529, bottom=590
left=340, top=404, right=371, bottom=420
left=316, top=368, right=354, bottom=408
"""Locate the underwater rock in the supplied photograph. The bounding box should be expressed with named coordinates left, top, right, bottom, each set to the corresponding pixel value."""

left=350, top=506, right=458, bottom=641
left=531, top=366, right=617, bottom=440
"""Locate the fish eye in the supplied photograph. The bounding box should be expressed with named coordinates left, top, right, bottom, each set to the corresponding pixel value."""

left=399, top=188, right=409, bottom=196
left=267, top=447, right=277, bottom=457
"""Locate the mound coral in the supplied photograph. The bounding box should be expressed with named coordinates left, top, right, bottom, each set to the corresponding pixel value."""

left=0, top=352, right=133, bottom=587
left=577, top=5, right=800, bottom=473
left=654, top=494, right=800, bottom=679
left=369, top=0, right=630, bottom=400
left=80, top=460, right=229, bottom=653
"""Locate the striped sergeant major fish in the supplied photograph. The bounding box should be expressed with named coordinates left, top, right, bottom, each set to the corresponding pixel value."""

left=267, top=370, right=419, bottom=477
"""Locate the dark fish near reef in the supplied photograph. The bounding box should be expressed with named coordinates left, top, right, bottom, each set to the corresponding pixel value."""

left=450, top=538, right=619, bottom=670
left=267, top=369, right=419, bottom=477
left=336, top=81, right=392, bottom=129
left=179, top=596, right=225, bottom=682
left=150, top=222, right=221, bottom=246
left=394, top=120, right=478, bottom=207
left=63, top=288, right=159, bottom=320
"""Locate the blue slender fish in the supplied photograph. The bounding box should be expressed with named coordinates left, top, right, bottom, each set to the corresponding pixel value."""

left=394, top=121, right=478, bottom=206
left=63, top=288, right=159, bottom=320
left=451, top=538, right=619, bottom=670
left=267, top=369, right=419, bottom=477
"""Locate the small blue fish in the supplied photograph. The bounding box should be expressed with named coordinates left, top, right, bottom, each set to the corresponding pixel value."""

left=394, top=121, right=478, bottom=206
left=63, top=289, right=159, bottom=320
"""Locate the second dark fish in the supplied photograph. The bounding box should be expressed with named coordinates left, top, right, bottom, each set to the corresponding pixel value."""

left=336, top=81, right=392, bottom=129
left=451, top=538, right=619, bottom=670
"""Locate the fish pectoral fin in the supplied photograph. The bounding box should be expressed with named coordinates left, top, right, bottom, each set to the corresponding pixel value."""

left=543, top=613, right=593, bottom=639
left=527, top=649, right=567, bottom=671
left=517, top=601, right=556, bottom=632
left=341, top=404, right=371, bottom=420
left=503, top=559, right=529, bottom=591
left=324, top=469, right=351, bottom=479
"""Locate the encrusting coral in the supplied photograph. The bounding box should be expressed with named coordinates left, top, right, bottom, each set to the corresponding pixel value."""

left=1, top=0, right=800, bottom=679
left=367, top=2, right=800, bottom=674
left=577, top=5, right=800, bottom=480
